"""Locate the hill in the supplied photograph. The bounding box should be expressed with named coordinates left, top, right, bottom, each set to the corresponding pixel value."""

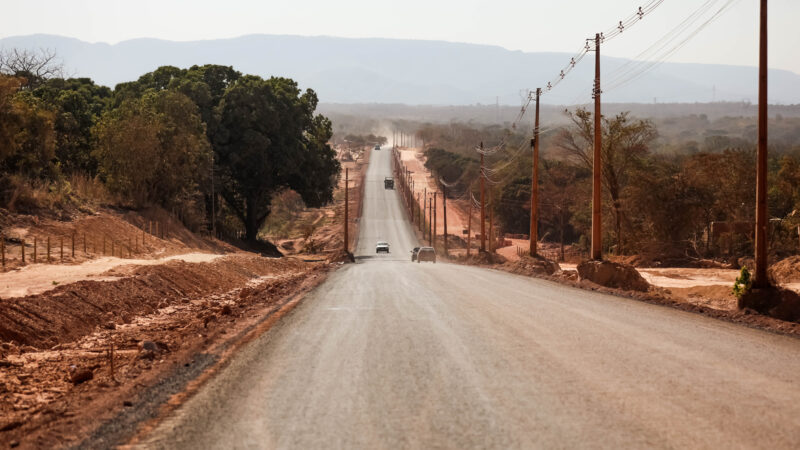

left=2, top=33, right=799, bottom=105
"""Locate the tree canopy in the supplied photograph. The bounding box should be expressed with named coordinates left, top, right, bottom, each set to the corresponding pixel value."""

left=214, top=75, right=339, bottom=241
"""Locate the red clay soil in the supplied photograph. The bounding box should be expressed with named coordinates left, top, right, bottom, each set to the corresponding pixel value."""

left=0, top=207, right=235, bottom=272
left=0, top=256, right=307, bottom=349
left=769, top=255, right=800, bottom=284
left=0, top=254, right=330, bottom=449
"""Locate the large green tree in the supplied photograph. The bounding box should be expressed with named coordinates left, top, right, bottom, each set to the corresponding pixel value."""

left=213, top=75, right=339, bottom=241
left=32, top=77, right=112, bottom=174
left=93, top=90, right=211, bottom=208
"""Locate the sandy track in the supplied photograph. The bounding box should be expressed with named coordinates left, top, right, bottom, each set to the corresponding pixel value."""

left=0, top=253, right=225, bottom=298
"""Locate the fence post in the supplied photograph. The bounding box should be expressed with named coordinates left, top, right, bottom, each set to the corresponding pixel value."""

left=83, top=232, right=87, bottom=254
left=47, top=237, right=51, bottom=263
left=21, top=239, right=25, bottom=264
left=1, top=234, right=4, bottom=269
left=72, top=232, right=75, bottom=258
left=60, top=236, right=64, bottom=262
left=33, top=238, right=37, bottom=263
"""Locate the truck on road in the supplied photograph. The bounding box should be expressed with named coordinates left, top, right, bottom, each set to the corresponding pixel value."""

left=384, top=177, right=394, bottom=189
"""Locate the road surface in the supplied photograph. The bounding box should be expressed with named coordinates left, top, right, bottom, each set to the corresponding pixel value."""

left=143, top=146, right=800, bottom=449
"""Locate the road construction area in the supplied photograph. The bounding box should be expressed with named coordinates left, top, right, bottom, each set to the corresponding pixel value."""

left=139, top=146, right=800, bottom=449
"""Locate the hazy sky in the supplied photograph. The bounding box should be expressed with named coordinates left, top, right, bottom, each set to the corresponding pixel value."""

left=3, top=0, right=799, bottom=74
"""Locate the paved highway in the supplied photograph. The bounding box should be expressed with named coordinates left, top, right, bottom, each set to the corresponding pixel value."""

left=143, top=146, right=800, bottom=449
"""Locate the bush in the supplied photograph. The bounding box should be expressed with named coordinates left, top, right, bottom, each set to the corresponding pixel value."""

left=732, top=266, right=752, bottom=299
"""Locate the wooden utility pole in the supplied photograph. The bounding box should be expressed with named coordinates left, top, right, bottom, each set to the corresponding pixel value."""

left=480, top=142, right=486, bottom=252
left=344, top=168, right=349, bottom=254
left=211, top=153, right=216, bottom=236
left=489, top=185, right=495, bottom=253
left=423, top=188, right=427, bottom=233
left=754, top=0, right=769, bottom=287
left=442, top=184, right=448, bottom=255
left=530, top=88, right=541, bottom=257
left=428, top=196, right=433, bottom=246
left=433, top=193, right=437, bottom=247
left=591, top=33, right=603, bottom=260
left=467, top=199, right=473, bottom=257
left=417, top=193, right=421, bottom=229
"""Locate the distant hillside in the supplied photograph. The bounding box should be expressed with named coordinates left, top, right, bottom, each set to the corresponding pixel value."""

left=2, top=34, right=799, bottom=105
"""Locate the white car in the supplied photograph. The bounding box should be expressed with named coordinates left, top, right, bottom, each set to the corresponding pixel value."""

left=376, top=241, right=390, bottom=253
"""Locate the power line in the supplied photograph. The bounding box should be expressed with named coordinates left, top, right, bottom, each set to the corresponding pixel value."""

left=605, top=0, right=742, bottom=92
left=541, top=0, right=666, bottom=97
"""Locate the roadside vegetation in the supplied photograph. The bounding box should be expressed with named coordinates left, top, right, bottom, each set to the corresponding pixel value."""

left=414, top=109, right=800, bottom=266
left=0, top=49, right=340, bottom=246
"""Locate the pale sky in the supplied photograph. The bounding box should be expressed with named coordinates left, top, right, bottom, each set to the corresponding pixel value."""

left=2, top=0, right=799, bottom=75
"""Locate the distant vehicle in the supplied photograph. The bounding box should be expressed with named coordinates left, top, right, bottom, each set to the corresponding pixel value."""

left=374, top=145, right=381, bottom=150
left=376, top=241, right=390, bottom=253
left=411, top=247, right=420, bottom=261
left=384, top=177, right=394, bottom=189
left=417, top=247, right=436, bottom=263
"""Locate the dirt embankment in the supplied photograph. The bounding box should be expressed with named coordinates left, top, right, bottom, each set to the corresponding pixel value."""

left=0, top=206, right=236, bottom=273
left=0, top=253, right=330, bottom=449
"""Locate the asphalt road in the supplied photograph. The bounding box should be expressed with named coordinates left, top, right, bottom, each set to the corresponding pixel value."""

left=143, top=146, right=800, bottom=449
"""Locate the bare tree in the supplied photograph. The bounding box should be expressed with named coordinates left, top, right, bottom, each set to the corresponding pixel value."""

left=0, top=48, right=64, bottom=88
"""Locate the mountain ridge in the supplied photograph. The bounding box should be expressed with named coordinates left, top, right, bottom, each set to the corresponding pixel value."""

left=1, top=33, right=798, bottom=105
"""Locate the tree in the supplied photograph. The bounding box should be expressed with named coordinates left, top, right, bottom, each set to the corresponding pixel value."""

left=213, top=76, right=339, bottom=242
left=93, top=90, right=211, bottom=209
left=540, top=160, right=590, bottom=259
left=0, top=49, right=63, bottom=89
left=0, top=76, right=57, bottom=179
left=556, top=109, right=657, bottom=254
left=32, top=78, right=112, bottom=174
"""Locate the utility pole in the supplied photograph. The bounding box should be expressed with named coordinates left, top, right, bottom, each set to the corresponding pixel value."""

left=754, top=0, right=769, bottom=287
left=433, top=192, right=437, bottom=247
left=429, top=196, right=433, bottom=246
left=416, top=193, right=420, bottom=228
left=591, top=33, right=603, bottom=261
left=530, top=88, right=541, bottom=257
left=489, top=185, right=494, bottom=253
left=211, top=153, right=216, bottom=236
left=480, top=142, right=486, bottom=252
left=423, top=188, right=427, bottom=234
left=467, top=199, right=473, bottom=257
left=344, top=168, right=349, bottom=254
left=442, top=184, right=448, bottom=255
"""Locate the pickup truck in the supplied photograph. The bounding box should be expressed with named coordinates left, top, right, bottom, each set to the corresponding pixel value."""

left=384, top=177, right=394, bottom=189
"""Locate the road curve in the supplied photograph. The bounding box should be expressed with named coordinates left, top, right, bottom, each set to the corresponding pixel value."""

left=142, top=146, right=800, bottom=449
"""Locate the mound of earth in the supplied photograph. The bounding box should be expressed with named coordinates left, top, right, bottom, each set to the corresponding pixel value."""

left=577, top=260, right=650, bottom=292
left=768, top=256, right=800, bottom=285
left=739, top=286, right=800, bottom=322
left=466, top=251, right=506, bottom=265
left=509, top=255, right=561, bottom=276
left=0, top=255, right=307, bottom=348
left=612, top=253, right=730, bottom=269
